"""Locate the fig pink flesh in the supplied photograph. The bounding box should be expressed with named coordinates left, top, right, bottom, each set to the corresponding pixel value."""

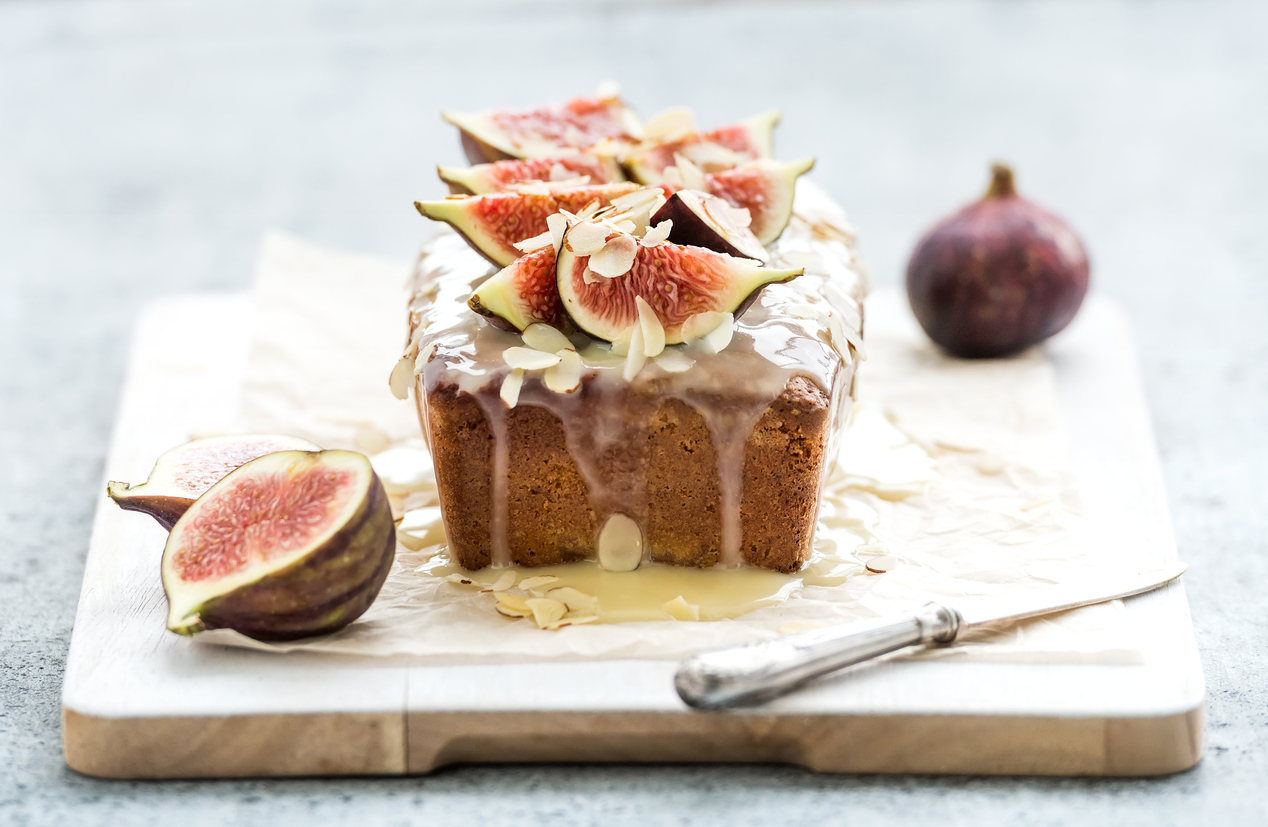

left=172, top=467, right=355, bottom=582
left=169, top=437, right=316, bottom=497
left=488, top=97, right=634, bottom=149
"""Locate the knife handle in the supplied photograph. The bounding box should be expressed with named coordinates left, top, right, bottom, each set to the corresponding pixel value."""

left=674, top=603, right=961, bottom=710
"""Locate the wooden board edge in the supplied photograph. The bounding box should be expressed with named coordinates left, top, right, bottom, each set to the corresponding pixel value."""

left=62, top=706, right=408, bottom=779
left=406, top=704, right=1205, bottom=777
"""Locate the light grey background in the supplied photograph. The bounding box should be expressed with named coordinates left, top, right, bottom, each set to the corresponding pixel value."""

left=2, top=0, right=1265, bottom=824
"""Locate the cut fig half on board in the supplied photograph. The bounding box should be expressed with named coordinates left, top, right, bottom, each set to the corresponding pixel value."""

left=651, top=189, right=767, bottom=262
left=107, top=434, right=321, bottom=530
left=415, top=182, right=638, bottom=268
left=555, top=222, right=802, bottom=344
left=705, top=157, right=815, bottom=245
left=443, top=95, right=642, bottom=164
left=438, top=155, right=625, bottom=195
left=162, top=450, right=395, bottom=641
left=623, top=110, right=781, bottom=185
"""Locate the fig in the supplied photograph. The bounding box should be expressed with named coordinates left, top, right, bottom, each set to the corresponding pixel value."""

left=438, top=155, right=624, bottom=195
left=415, top=182, right=638, bottom=268
left=906, top=164, right=1090, bottom=358
left=651, top=189, right=767, bottom=261
left=442, top=95, right=641, bottom=164
left=705, top=158, right=814, bottom=245
left=162, top=449, right=395, bottom=640
left=107, top=434, right=321, bottom=530
left=468, top=245, right=571, bottom=333
left=623, top=110, right=781, bottom=185
left=555, top=224, right=802, bottom=343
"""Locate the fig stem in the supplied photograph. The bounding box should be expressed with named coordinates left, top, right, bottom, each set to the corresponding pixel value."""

left=986, top=163, right=1016, bottom=198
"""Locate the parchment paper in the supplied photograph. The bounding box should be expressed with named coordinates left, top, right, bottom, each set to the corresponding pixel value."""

left=207, top=231, right=1151, bottom=664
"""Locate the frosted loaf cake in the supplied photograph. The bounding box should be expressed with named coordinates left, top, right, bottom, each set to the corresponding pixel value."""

left=400, top=94, right=867, bottom=573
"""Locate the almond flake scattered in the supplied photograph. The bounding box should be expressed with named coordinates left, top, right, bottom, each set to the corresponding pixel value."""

left=623, top=323, right=647, bottom=381
left=663, top=595, right=701, bottom=622
left=525, top=597, right=568, bottom=628
left=522, top=323, right=573, bottom=354
left=543, top=613, right=601, bottom=631
left=577, top=199, right=603, bottom=219
left=481, top=571, right=516, bottom=593
left=680, top=310, right=727, bottom=342
left=643, top=106, right=696, bottom=142
left=673, top=153, right=707, bottom=191
left=414, top=342, right=436, bottom=375
left=654, top=348, right=694, bottom=373
left=446, top=573, right=477, bottom=587
left=546, top=212, right=568, bottom=253
left=613, top=219, right=636, bottom=234
left=682, top=311, right=734, bottom=354
left=503, top=346, right=562, bottom=370
left=511, top=180, right=555, bottom=196
left=681, top=141, right=739, bottom=171
left=544, top=349, right=583, bottom=393
left=500, top=368, right=524, bottom=408
left=865, top=554, right=898, bottom=574
left=611, top=187, right=664, bottom=213
left=512, top=230, right=554, bottom=254
left=517, top=575, right=561, bottom=594
left=635, top=296, right=666, bottom=358
left=389, top=354, right=414, bottom=400
left=640, top=220, right=672, bottom=247
left=610, top=327, right=633, bottom=357
left=565, top=221, right=611, bottom=255
left=661, top=166, right=685, bottom=189
left=495, top=592, right=532, bottom=612
left=589, top=233, right=639, bottom=278
left=545, top=586, right=600, bottom=615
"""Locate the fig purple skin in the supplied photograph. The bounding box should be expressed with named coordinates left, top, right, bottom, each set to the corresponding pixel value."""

left=905, top=165, right=1090, bottom=358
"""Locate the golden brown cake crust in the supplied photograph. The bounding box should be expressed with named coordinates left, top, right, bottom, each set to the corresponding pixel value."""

left=426, top=373, right=835, bottom=572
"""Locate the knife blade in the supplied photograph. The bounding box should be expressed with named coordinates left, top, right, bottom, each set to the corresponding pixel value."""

left=674, top=562, right=1187, bottom=710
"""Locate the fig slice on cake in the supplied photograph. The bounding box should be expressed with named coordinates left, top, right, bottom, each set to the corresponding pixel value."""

left=705, top=157, right=814, bottom=245
left=555, top=221, right=802, bottom=344
left=468, top=245, right=572, bottom=333
left=107, top=434, right=321, bottom=530
left=622, top=110, right=781, bottom=185
left=162, top=449, right=395, bottom=640
left=438, top=155, right=625, bottom=195
left=415, top=182, right=638, bottom=268
left=651, top=189, right=767, bottom=262
left=443, top=95, right=642, bottom=164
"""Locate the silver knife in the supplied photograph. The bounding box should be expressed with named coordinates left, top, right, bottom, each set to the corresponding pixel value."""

left=675, top=562, right=1187, bottom=710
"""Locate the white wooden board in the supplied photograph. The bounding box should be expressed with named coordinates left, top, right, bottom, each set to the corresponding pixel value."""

left=61, top=291, right=1204, bottom=778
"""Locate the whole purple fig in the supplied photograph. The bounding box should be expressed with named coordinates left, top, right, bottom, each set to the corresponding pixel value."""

left=905, top=164, right=1089, bottom=358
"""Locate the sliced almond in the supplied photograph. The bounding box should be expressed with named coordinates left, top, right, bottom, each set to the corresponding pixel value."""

left=642, top=106, right=696, bottom=142
left=446, top=573, right=478, bottom=587
left=673, top=153, right=707, bottom=191
left=503, top=346, right=562, bottom=371
left=545, top=586, right=600, bottom=615
left=598, top=513, right=643, bottom=572
left=482, top=571, right=517, bottom=593
left=589, top=233, right=638, bottom=278
left=640, top=219, right=672, bottom=247
left=495, top=592, right=532, bottom=612
left=500, top=368, right=524, bottom=408
left=680, top=310, right=727, bottom=342
left=610, top=326, right=634, bottom=357
left=522, top=323, right=574, bottom=354
left=610, top=186, right=664, bottom=213
left=565, top=221, right=611, bottom=255
left=544, top=349, right=583, bottom=393
left=663, top=595, right=701, bottom=621
left=546, top=212, right=568, bottom=254
left=623, top=322, right=647, bottom=381
left=577, top=199, right=603, bottom=220
left=661, top=165, right=685, bottom=189
left=413, top=342, right=436, bottom=375
left=518, top=575, right=561, bottom=594
left=543, top=613, right=601, bottom=631
left=389, top=355, right=414, bottom=400
left=496, top=604, right=532, bottom=619
left=512, top=229, right=554, bottom=253
left=654, top=348, right=694, bottom=373
left=865, top=554, right=898, bottom=574
left=635, top=296, right=666, bottom=358
left=525, top=597, right=568, bottom=628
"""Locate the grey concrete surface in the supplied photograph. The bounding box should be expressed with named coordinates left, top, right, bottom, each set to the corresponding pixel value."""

left=2, top=0, right=1266, bottom=824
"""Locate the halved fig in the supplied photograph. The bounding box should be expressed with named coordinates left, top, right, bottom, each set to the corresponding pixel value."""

left=443, top=96, right=641, bottom=164
left=705, top=157, right=814, bottom=245
left=623, top=110, right=781, bottom=185
left=468, top=246, right=571, bottom=332
left=415, top=183, right=638, bottom=267
left=107, top=434, right=321, bottom=530
left=438, top=155, right=624, bottom=195
left=162, top=449, right=395, bottom=640
left=651, top=190, right=767, bottom=261
left=555, top=227, right=803, bottom=343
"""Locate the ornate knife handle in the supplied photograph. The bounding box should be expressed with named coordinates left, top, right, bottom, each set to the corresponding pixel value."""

left=674, top=603, right=961, bottom=710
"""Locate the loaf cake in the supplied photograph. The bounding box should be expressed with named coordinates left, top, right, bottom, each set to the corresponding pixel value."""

left=399, top=93, right=866, bottom=573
